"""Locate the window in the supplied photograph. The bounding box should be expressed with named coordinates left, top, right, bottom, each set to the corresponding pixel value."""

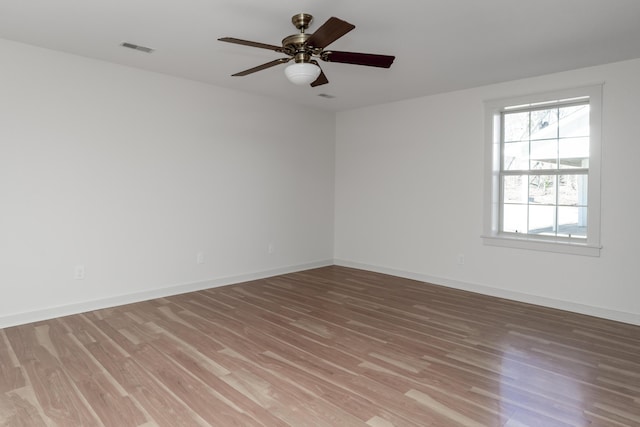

left=483, top=85, right=602, bottom=256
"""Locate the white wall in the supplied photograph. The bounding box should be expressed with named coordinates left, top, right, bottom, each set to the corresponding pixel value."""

left=3, top=37, right=639, bottom=329
left=0, top=39, right=335, bottom=327
left=335, top=58, right=640, bottom=325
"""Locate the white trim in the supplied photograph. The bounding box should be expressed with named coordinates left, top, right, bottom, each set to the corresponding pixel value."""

left=481, top=234, right=601, bottom=256
left=333, top=259, right=640, bottom=326
left=0, top=259, right=333, bottom=329
left=3, top=259, right=638, bottom=328
left=483, top=83, right=603, bottom=256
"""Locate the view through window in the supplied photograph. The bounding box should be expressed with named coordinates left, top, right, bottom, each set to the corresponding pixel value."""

left=501, top=100, right=589, bottom=239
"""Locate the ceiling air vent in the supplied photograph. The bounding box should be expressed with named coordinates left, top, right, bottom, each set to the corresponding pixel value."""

left=120, top=42, right=155, bottom=54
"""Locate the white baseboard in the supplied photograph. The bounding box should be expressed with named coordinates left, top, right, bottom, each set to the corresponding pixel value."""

left=334, top=259, right=640, bottom=326
left=4, top=259, right=638, bottom=329
left=0, top=259, right=333, bottom=329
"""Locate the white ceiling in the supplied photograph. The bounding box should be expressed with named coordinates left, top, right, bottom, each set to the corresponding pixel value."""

left=2, top=0, right=640, bottom=111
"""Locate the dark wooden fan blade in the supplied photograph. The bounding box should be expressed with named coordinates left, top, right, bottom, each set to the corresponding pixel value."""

left=218, top=37, right=283, bottom=52
left=322, top=50, right=395, bottom=68
left=310, top=61, right=329, bottom=87
left=231, top=58, right=291, bottom=76
left=305, top=17, right=355, bottom=48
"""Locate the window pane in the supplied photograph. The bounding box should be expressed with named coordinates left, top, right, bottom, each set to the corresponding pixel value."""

left=528, top=205, right=556, bottom=235
left=529, top=175, right=556, bottom=205
left=530, top=109, right=558, bottom=141
left=530, top=139, right=558, bottom=169
left=503, top=141, right=529, bottom=170
left=503, top=204, right=527, bottom=233
left=559, top=137, right=589, bottom=169
left=559, top=104, right=589, bottom=138
left=504, top=112, right=529, bottom=142
left=558, top=206, right=587, bottom=238
left=503, top=175, right=528, bottom=204
left=559, top=174, right=587, bottom=206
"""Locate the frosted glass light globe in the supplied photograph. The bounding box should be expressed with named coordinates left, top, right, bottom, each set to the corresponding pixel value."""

left=284, top=62, right=321, bottom=85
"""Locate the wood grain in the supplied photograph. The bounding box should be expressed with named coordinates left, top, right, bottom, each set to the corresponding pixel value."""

left=1, top=266, right=639, bottom=426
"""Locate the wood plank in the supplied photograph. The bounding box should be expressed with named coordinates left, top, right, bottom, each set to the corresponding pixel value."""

left=1, top=266, right=639, bottom=426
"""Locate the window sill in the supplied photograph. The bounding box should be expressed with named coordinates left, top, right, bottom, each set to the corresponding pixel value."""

left=481, top=234, right=601, bottom=257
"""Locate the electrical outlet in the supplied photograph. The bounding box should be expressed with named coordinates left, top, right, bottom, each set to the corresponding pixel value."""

left=268, top=243, right=275, bottom=254
left=196, top=251, right=204, bottom=264
left=74, top=265, right=85, bottom=280
left=456, top=254, right=465, bottom=265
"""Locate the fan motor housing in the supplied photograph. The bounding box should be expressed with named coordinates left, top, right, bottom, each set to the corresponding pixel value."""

left=282, top=33, right=311, bottom=56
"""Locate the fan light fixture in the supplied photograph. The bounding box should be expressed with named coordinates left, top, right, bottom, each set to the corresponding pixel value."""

left=284, top=62, right=321, bottom=85
left=219, top=13, right=395, bottom=87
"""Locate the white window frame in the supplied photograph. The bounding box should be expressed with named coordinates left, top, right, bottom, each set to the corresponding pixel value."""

left=482, top=84, right=602, bottom=256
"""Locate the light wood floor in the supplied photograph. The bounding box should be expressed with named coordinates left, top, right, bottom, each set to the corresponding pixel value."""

left=1, top=266, right=639, bottom=426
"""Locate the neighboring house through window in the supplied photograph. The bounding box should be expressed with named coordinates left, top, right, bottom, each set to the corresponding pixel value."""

left=483, top=85, right=602, bottom=256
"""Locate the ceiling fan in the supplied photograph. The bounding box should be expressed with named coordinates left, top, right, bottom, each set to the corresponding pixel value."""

left=218, top=13, right=395, bottom=87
